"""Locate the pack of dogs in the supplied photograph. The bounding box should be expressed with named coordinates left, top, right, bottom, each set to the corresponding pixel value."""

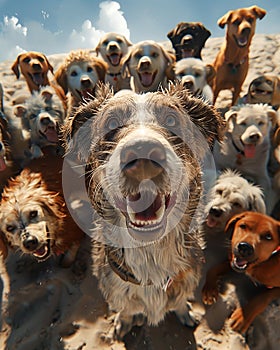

left=1, top=4, right=280, bottom=345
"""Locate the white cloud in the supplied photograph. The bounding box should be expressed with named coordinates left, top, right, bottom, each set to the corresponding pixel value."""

left=0, top=1, right=130, bottom=62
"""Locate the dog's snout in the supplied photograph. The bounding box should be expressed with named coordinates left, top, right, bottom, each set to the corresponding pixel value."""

left=108, top=43, right=118, bottom=51
left=81, top=78, right=92, bottom=88
left=181, top=34, right=193, bottom=45
left=23, top=235, right=39, bottom=251
left=32, top=62, right=42, bottom=71
left=139, top=58, right=151, bottom=69
left=120, top=138, right=166, bottom=180
left=237, top=242, right=254, bottom=258
left=41, top=116, right=51, bottom=125
left=183, top=80, right=194, bottom=90
left=241, top=27, right=251, bottom=36
left=209, top=207, right=224, bottom=218
left=248, top=133, right=260, bottom=142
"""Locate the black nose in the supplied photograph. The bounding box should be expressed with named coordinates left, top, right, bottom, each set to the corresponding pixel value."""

left=249, top=134, right=260, bottom=142
left=120, top=138, right=166, bottom=169
left=183, top=80, right=194, bottom=90
left=41, top=116, right=51, bottom=125
left=209, top=207, right=223, bottom=218
left=237, top=242, right=254, bottom=258
left=23, top=235, right=39, bottom=251
left=32, top=63, right=42, bottom=70
left=81, top=78, right=91, bottom=88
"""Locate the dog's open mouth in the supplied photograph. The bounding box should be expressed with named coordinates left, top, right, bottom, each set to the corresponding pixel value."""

left=40, top=126, right=59, bottom=143
left=29, top=72, right=44, bottom=86
left=107, top=53, right=122, bottom=66
left=243, top=143, right=257, bottom=158
left=138, top=71, right=157, bottom=87
left=77, top=88, right=95, bottom=100
left=181, top=48, right=195, bottom=58
left=231, top=255, right=257, bottom=272
left=251, top=87, right=272, bottom=96
left=235, top=34, right=249, bottom=47
left=116, top=192, right=176, bottom=242
left=32, top=239, right=51, bottom=261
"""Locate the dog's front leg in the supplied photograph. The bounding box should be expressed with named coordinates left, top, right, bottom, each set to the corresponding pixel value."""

left=114, top=312, right=146, bottom=339
left=174, top=301, right=198, bottom=327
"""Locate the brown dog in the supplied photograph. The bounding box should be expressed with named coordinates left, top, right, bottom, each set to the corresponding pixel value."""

left=210, top=6, right=266, bottom=106
left=241, top=74, right=280, bottom=110
left=167, top=22, right=211, bottom=61
left=202, top=211, right=280, bottom=333
left=0, top=147, right=84, bottom=267
left=11, top=51, right=67, bottom=111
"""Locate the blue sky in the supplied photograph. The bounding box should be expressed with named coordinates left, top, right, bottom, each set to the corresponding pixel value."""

left=0, top=0, right=279, bottom=61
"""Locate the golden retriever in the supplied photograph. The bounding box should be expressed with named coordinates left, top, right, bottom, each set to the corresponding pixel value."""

left=54, top=50, right=108, bottom=113
left=11, top=51, right=67, bottom=110
left=121, top=40, right=175, bottom=93
left=167, top=22, right=211, bottom=61
left=210, top=6, right=266, bottom=106
left=64, top=83, right=224, bottom=340
left=213, top=103, right=277, bottom=212
left=0, top=148, right=84, bottom=267
left=96, top=32, right=132, bottom=92
left=174, top=57, right=215, bottom=103
left=202, top=211, right=280, bottom=333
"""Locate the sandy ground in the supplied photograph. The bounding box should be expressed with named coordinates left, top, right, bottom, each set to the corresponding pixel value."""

left=0, top=33, right=280, bottom=350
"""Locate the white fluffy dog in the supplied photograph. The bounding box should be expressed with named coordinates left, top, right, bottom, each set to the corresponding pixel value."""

left=174, top=57, right=216, bottom=104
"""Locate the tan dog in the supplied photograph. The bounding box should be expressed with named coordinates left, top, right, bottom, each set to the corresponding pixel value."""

left=202, top=211, right=280, bottom=333
left=11, top=51, right=67, bottom=110
left=54, top=50, right=108, bottom=113
left=174, top=57, right=216, bottom=103
left=64, top=84, right=224, bottom=340
left=0, top=148, right=84, bottom=267
left=96, top=32, right=132, bottom=92
left=121, top=40, right=175, bottom=93
left=241, top=74, right=280, bottom=110
left=210, top=6, right=266, bottom=106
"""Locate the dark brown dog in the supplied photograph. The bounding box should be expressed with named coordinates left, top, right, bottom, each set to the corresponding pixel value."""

left=167, top=22, right=211, bottom=61
left=202, top=211, right=280, bottom=333
left=11, top=51, right=67, bottom=111
left=210, top=6, right=266, bottom=106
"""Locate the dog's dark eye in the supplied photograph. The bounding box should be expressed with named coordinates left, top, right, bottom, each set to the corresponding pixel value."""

left=262, top=233, right=273, bottom=241
left=239, top=223, right=247, bottom=230
left=239, top=121, right=247, bottom=126
left=23, top=57, right=30, bottom=63
left=258, top=121, right=265, bottom=126
left=103, top=40, right=109, bottom=46
left=216, top=189, right=223, bottom=195
left=233, top=19, right=241, bottom=26
left=87, top=66, right=93, bottom=73
left=165, top=115, right=176, bottom=127
left=71, top=71, right=78, bottom=77
left=267, top=80, right=272, bottom=85
left=37, top=57, right=45, bottom=63
left=116, top=39, right=123, bottom=44
left=232, top=202, right=242, bottom=208
left=134, top=53, right=142, bottom=60
left=107, top=117, right=119, bottom=130
left=29, top=210, right=38, bottom=220
left=29, top=113, right=38, bottom=119
left=194, top=72, right=201, bottom=78
left=247, top=17, right=254, bottom=24
left=151, top=52, right=158, bottom=58
left=6, top=224, right=16, bottom=233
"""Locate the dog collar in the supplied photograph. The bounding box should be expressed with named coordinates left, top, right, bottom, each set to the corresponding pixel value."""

left=226, top=56, right=247, bottom=74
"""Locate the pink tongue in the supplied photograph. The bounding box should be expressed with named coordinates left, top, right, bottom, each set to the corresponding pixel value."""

left=244, top=144, right=256, bottom=158
left=45, top=128, right=58, bottom=143
left=110, top=54, right=120, bottom=66
left=140, top=72, right=153, bottom=87
left=206, top=216, right=218, bottom=228
left=0, top=157, right=6, bottom=171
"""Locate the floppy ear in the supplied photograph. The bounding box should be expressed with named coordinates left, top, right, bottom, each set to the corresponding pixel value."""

left=13, top=105, right=30, bottom=130
left=94, top=58, right=108, bottom=82
left=271, top=77, right=280, bottom=106
left=197, top=23, right=211, bottom=42
left=217, top=11, right=233, bottom=28
left=224, top=110, right=238, bottom=133
left=0, top=233, right=8, bottom=260
left=44, top=55, right=54, bottom=75
left=206, top=64, right=216, bottom=83
left=121, top=52, right=132, bottom=79
left=11, top=54, right=22, bottom=79
left=248, top=187, right=266, bottom=213
left=251, top=5, right=266, bottom=20
left=54, top=66, right=68, bottom=94
left=225, top=213, right=244, bottom=238
left=267, top=107, right=278, bottom=128
left=123, top=36, right=133, bottom=47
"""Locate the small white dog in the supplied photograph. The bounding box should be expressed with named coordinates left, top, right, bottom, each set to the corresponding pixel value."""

left=213, top=104, right=277, bottom=211
left=204, top=169, right=266, bottom=234
left=174, top=58, right=216, bottom=104
left=121, top=40, right=175, bottom=93
left=96, top=32, right=132, bottom=92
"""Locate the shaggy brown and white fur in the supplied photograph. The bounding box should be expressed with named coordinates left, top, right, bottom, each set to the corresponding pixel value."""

left=65, top=84, right=224, bottom=339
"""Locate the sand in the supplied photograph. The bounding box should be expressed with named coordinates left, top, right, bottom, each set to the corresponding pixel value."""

left=0, top=33, right=280, bottom=350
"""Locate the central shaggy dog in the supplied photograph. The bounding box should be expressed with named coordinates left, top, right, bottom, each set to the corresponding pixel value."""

left=65, top=84, right=224, bottom=339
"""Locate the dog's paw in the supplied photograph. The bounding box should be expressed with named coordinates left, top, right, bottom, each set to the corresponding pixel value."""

left=229, top=307, right=248, bottom=333
left=202, top=283, right=219, bottom=305
left=175, top=302, right=198, bottom=328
